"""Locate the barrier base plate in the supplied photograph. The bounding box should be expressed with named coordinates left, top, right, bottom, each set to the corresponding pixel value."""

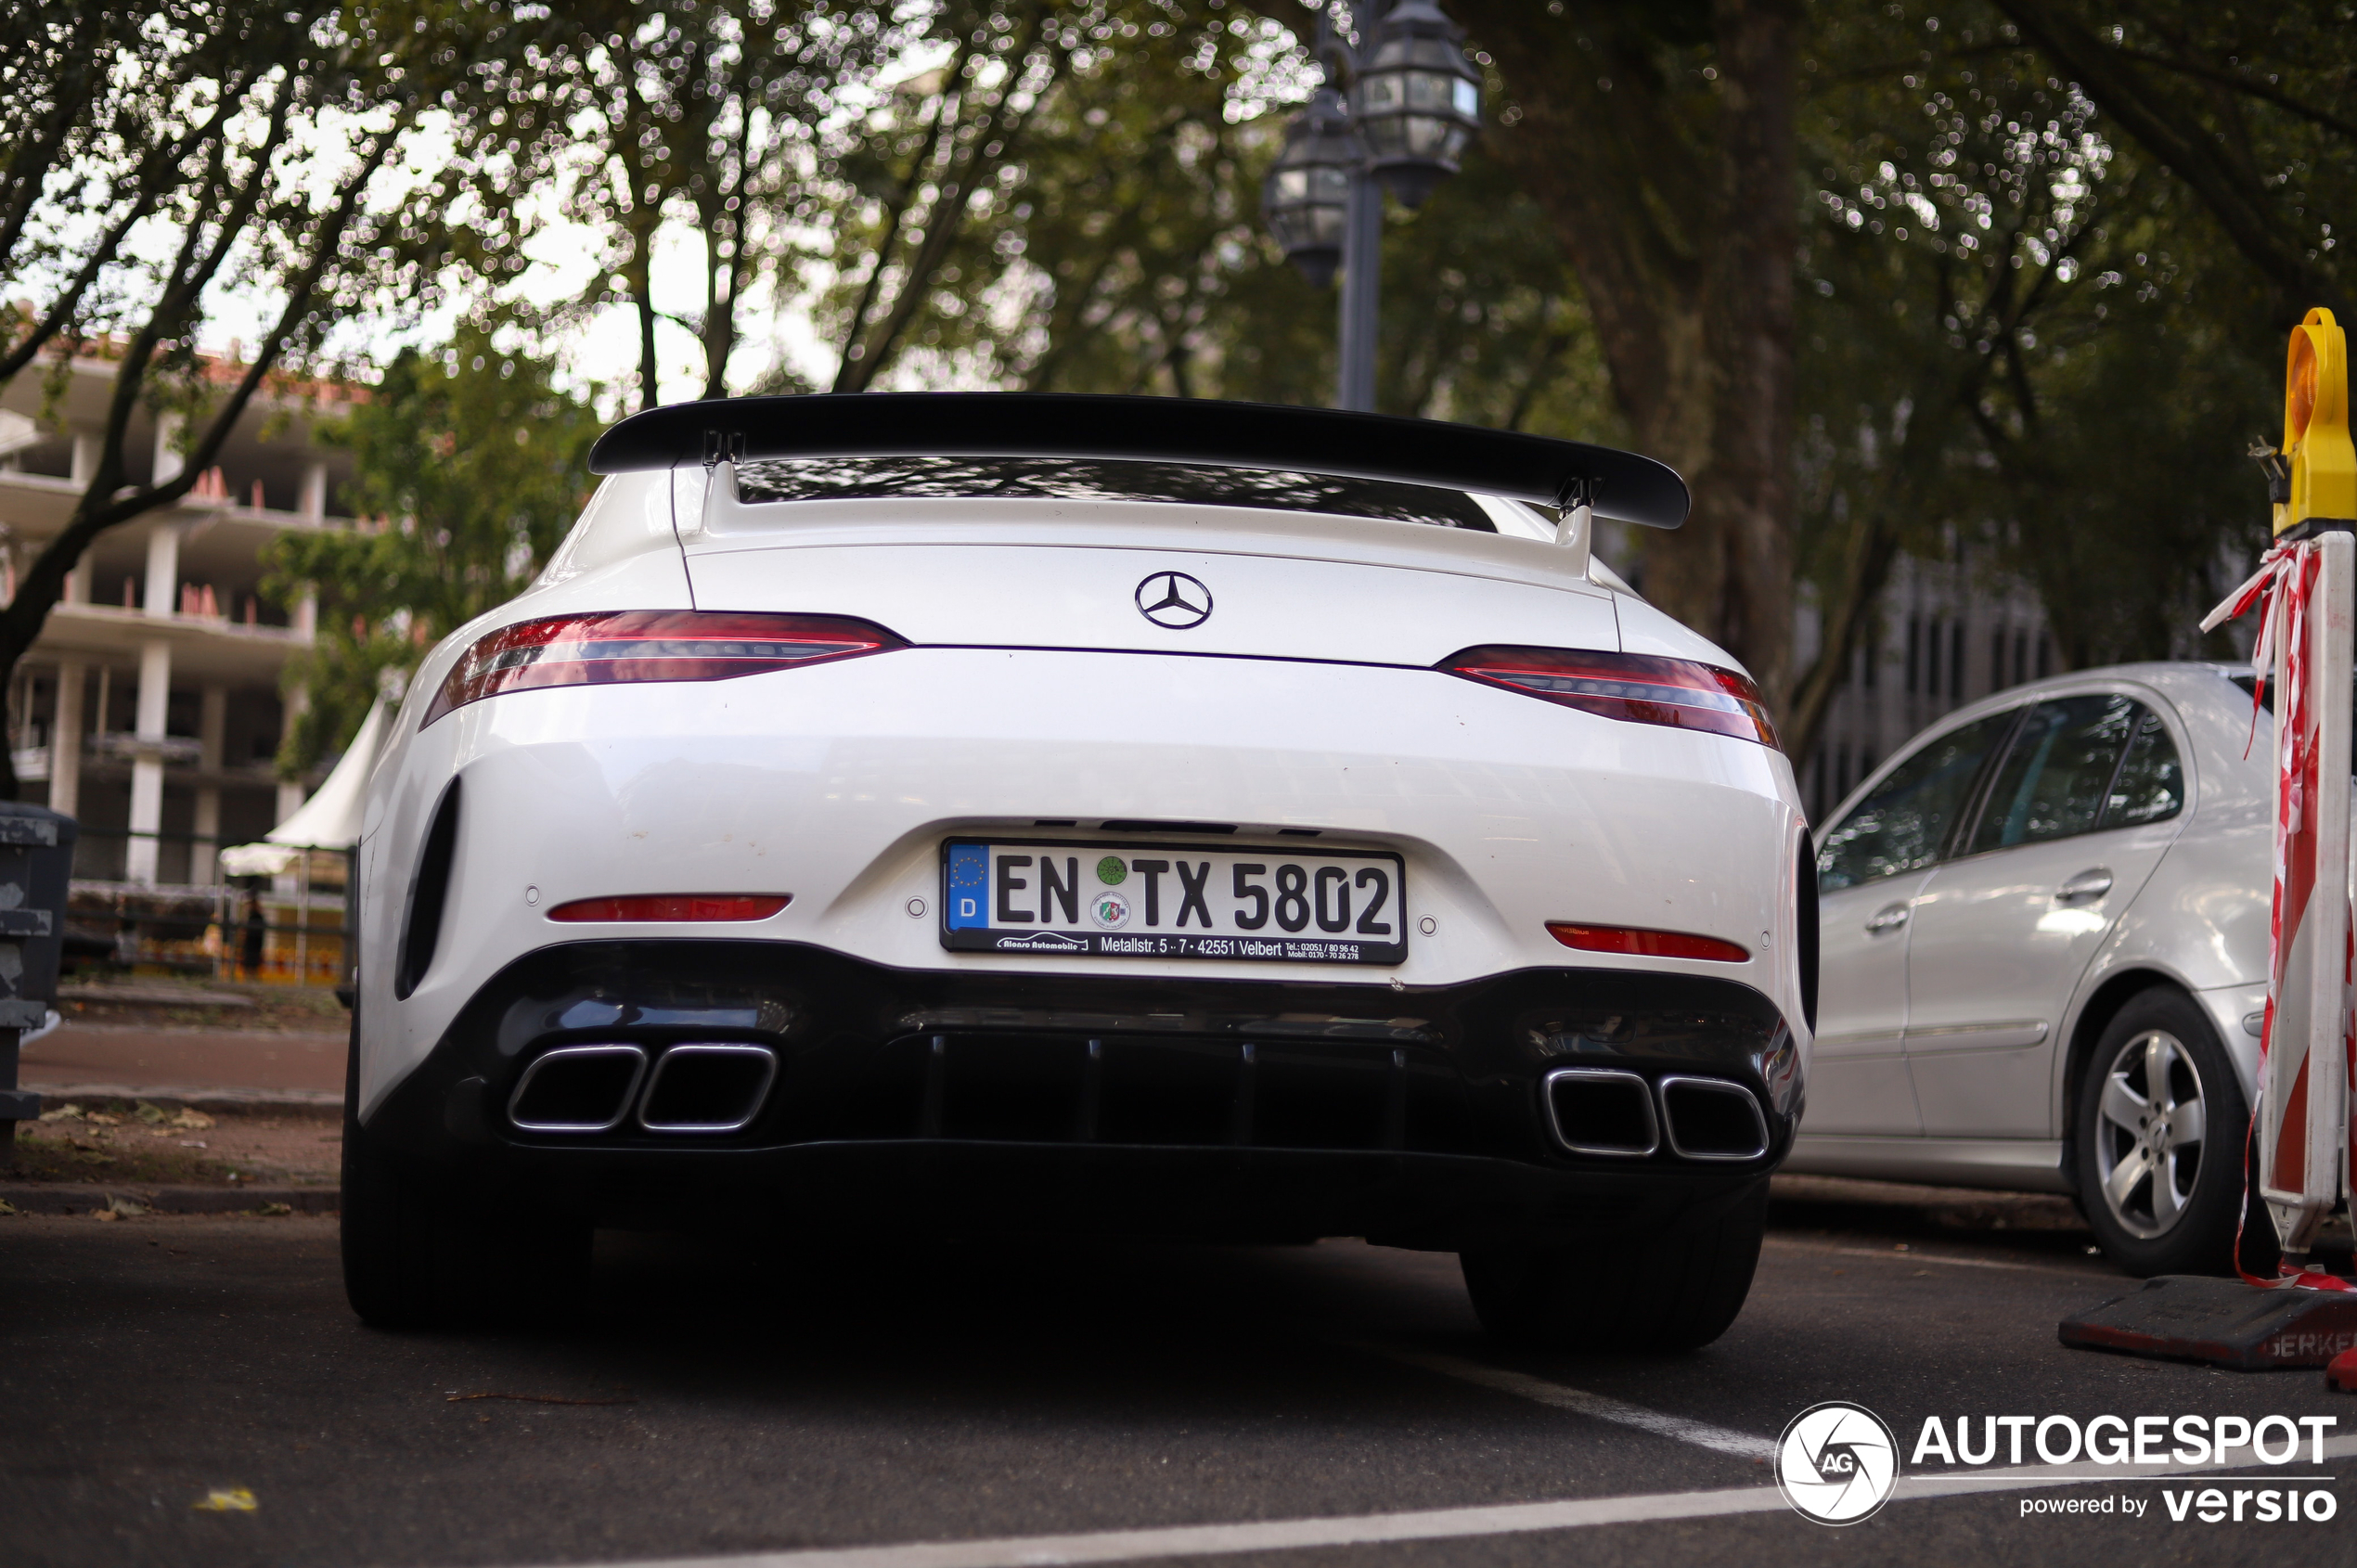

left=2060, top=1275, right=2357, bottom=1369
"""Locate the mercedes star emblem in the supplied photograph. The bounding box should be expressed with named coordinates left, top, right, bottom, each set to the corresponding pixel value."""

left=1135, top=571, right=1214, bottom=629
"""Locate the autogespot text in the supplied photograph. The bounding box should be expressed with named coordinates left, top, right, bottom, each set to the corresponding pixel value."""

left=1912, top=1413, right=2338, bottom=1524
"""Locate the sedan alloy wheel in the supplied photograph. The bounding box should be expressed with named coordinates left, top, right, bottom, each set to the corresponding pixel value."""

left=2092, top=1028, right=2207, bottom=1240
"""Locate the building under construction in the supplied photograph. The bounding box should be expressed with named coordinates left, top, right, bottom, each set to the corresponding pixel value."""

left=0, top=347, right=354, bottom=982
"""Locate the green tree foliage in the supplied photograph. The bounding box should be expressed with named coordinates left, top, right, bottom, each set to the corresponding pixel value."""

left=1369, top=148, right=1618, bottom=438
left=816, top=3, right=1616, bottom=439
left=552, top=0, right=904, bottom=405
left=1781, top=0, right=2318, bottom=755
left=0, top=0, right=584, bottom=797
left=262, top=327, right=604, bottom=776
left=824, top=1, right=1282, bottom=395
left=1988, top=0, right=2352, bottom=322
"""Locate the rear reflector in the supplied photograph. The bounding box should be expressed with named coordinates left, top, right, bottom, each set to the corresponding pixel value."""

left=424, top=610, right=904, bottom=726
left=548, top=894, right=790, bottom=923
left=1440, top=646, right=1779, bottom=747
left=1547, top=922, right=1750, bottom=963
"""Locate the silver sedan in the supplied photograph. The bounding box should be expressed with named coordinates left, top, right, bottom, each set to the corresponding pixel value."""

left=1795, top=662, right=2276, bottom=1274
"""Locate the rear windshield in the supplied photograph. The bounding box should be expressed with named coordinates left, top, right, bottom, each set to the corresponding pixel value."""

left=730, top=456, right=1497, bottom=531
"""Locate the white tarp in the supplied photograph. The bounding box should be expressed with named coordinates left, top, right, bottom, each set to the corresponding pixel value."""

left=0, top=410, right=39, bottom=458
left=218, top=694, right=392, bottom=873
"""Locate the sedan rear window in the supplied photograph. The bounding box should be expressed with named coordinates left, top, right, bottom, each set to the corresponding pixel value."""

left=730, top=456, right=1498, bottom=530
left=2106, top=709, right=2184, bottom=827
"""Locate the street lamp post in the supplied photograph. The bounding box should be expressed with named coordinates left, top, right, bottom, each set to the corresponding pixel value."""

left=1260, top=0, right=1482, bottom=413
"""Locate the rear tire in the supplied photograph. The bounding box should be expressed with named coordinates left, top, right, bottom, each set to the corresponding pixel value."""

left=1460, top=1179, right=1768, bottom=1352
left=341, top=1016, right=590, bottom=1330
left=2072, top=987, right=2248, bottom=1278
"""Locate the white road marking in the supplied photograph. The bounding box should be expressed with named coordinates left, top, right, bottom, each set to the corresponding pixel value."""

left=517, top=1437, right=2357, bottom=1568
left=1353, top=1343, right=1775, bottom=1460
left=1763, top=1237, right=2094, bottom=1276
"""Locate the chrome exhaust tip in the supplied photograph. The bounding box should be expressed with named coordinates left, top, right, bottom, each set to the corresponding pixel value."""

left=1541, top=1066, right=1660, bottom=1157
left=509, top=1044, right=649, bottom=1133
left=1656, top=1074, right=1770, bottom=1161
left=638, top=1043, right=779, bottom=1134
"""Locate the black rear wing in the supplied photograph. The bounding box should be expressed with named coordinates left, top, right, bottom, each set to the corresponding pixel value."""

left=586, top=392, right=1688, bottom=529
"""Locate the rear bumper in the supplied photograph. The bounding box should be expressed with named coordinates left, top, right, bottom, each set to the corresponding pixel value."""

left=359, top=647, right=1808, bottom=1112
left=362, top=940, right=1800, bottom=1251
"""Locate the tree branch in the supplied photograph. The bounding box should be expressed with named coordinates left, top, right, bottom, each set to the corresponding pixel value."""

left=830, top=34, right=981, bottom=392
left=844, top=3, right=1066, bottom=391
left=1, top=125, right=398, bottom=669
left=2104, top=47, right=2357, bottom=142
left=1988, top=0, right=2349, bottom=319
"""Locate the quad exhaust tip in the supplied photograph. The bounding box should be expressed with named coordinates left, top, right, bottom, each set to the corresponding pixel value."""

left=1541, top=1068, right=1768, bottom=1162
left=638, top=1043, right=778, bottom=1134
left=1655, top=1074, right=1771, bottom=1161
left=509, top=1045, right=649, bottom=1134
left=1542, top=1067, right=1659, bottom=1158
left=508, top=1042, right=778, bottom=1136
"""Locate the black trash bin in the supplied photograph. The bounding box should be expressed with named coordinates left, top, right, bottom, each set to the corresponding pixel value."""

left=0, top=803, right=78, bottom=1158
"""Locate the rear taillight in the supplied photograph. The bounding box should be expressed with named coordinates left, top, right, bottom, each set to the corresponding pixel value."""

left=424, top=611, right=904, bottom=726
left=1440, top=646, right=1779, bottom=748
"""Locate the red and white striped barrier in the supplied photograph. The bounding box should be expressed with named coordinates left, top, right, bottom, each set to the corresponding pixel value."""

left=2202, top=533, right=2357, bottom=1281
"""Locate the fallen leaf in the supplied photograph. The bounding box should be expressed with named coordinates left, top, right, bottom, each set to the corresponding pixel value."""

left=180, top=1140, right=208, bottom=1150
left=37, top=1103, right=83, bottom=1123
left=134, top=1102, right=167, bottom=1125
left=105, top=1195, right=151, bottom=1219
left=85, top=1112, right=122, bottom=1127
left=252, top=1202, right=293, bottom=1217
left=192, top=1488, right=256, bottom=1512
left=171, top=1109, right=215, bottom=1130
left=0, top=1199, right=18, bottom=1217
left=93, top=1208, right=119, bottom=1222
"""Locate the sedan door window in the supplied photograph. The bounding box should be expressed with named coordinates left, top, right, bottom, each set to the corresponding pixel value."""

left=1964, top=695, right=2140, bottom=855
left=2104, top=708, right=2185, bottom=827
left=1818, top=713, right=2016, bottom=891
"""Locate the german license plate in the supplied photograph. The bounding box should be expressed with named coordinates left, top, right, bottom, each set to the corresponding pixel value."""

left=940, top=840, right=1409, bottom=965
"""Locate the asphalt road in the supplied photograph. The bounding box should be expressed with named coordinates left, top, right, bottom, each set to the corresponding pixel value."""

left=2, top=1189, right=2351, bottom=1568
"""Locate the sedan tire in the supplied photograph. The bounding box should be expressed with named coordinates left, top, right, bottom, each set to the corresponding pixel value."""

left=2072, top=987, right=2248, bottom=1277
left=1459, top=1179, right=1768, bottom=1351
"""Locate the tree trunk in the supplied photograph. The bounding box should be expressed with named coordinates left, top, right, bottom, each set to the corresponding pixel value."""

left=1442, top=0, right=1802, bottom=708
left=630, top=249, right=663, bottom=413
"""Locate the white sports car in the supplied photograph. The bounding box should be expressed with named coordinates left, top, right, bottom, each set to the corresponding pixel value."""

left=339, top=394, right=1814, bottom=1344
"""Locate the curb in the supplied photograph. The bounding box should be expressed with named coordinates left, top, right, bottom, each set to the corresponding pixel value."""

left=19, top=1082, right=341, bottom=1114
left=0, top=1184, right=339, bottom=1216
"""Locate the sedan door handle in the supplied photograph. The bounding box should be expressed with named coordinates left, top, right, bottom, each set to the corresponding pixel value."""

left=1864, top=902, right=1911, bottom=935
left=2056, top=868, right=2114, bottom=905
